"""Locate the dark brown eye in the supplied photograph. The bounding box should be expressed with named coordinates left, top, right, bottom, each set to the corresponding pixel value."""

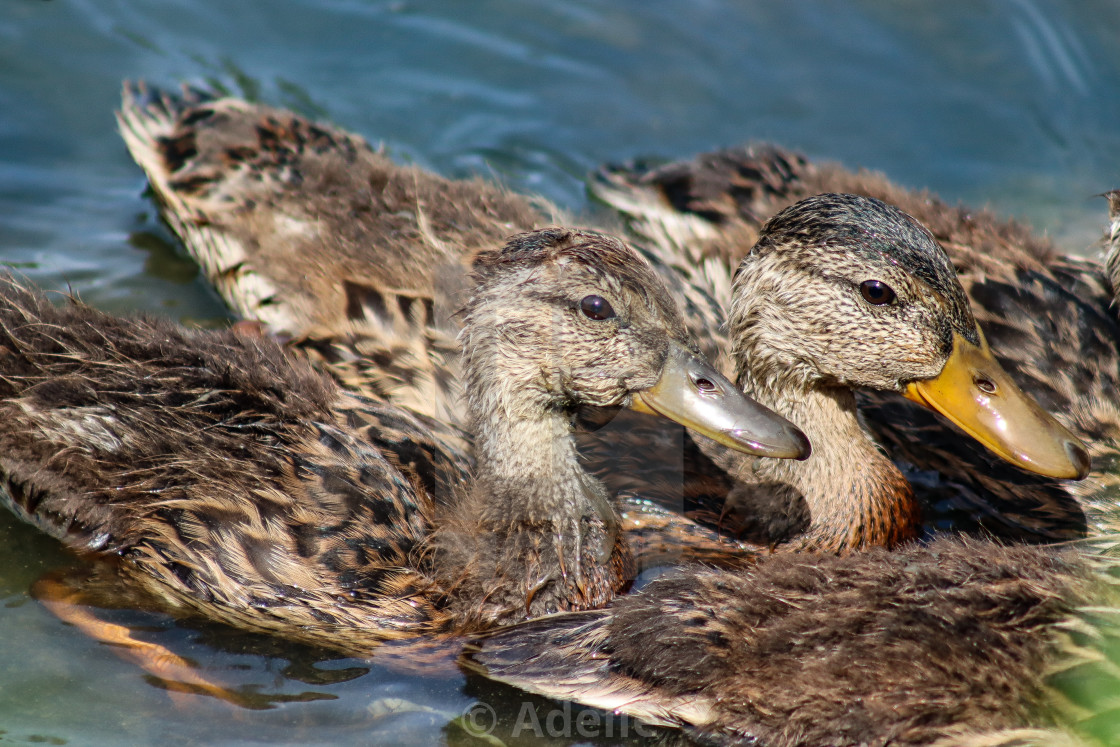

left=860, top=280, right=896, bottom=305
left=580, top=295, right=615, bottom=321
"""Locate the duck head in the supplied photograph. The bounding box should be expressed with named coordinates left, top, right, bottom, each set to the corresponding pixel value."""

left=730, top=193, right=1088, bottom=480
left=463, top=227, right=809, bottom=460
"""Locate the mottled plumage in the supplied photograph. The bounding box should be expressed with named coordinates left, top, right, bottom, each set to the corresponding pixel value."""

left=460, top=149, right=1120, bottom=747
left=468, top=537, right=1116, bottom=747
left=0, top=276, right=460, bottom=645
left=0, top=227, right=792, bottom=652
left=118, top=81, right=551, bottom=424
left=117, top=86, right=1083, bottom=563
left=595, top=144, right=1118, bottom=541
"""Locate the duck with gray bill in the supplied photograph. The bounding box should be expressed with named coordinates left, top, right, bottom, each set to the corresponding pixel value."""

left=0, top=227, right=806, bottom=672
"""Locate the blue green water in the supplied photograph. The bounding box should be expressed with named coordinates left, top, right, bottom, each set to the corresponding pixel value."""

left=1, top=1, right=1119, bottom=744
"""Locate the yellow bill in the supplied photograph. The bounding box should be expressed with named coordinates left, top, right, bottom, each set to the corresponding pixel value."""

left=903, top=332, right=1089, bottom=479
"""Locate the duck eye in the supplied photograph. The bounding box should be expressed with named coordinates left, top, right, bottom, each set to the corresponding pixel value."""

left=859, top=280, right=896, bottom=306
left=580, top=295, right=616, bottom=321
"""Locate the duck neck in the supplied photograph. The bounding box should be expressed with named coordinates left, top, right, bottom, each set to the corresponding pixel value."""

left=470, top=406, right=617, bottom=537
left=432, top=343, right=629, bottom=625
left=735, top=368, right=920, bottom=551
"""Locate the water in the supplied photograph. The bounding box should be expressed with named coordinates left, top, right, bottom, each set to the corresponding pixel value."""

left=1, top=0, right=1119, bottom=744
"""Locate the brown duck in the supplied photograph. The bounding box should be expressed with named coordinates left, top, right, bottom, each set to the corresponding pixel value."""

left=0, top=228, right=805, bottom=655
left=593, top=144, right=1120, bottom=542
left=117, top=84, right=1086, bottom=561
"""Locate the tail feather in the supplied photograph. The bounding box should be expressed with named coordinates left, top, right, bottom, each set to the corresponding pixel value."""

left=464, top=611, right=698, bottom=730
left=117, top=81, right=298, bottom=332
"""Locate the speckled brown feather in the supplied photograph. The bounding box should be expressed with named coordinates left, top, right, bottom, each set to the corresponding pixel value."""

left=591, top=145, right=1065, bottom=290
left=118, top=81, right=553, bottom=424
left=594, top=145, right=1120, bottom=541
left=468, top=537, right=1113, bottom=747
left=594, top=193, right=1004, bottom=556
left=0, top=276, right=463, bottom=647
left=116, top=85, right=756, bottom=568
left=119, top=90, right=936, bottom=560
left=120, top=89, right=1098, bottom=556
left=3, top=225, right=753, bottom=652
left=1104, top=191, right=1120, bottom=296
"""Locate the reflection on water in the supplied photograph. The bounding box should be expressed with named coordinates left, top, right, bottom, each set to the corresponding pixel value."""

left=1, top=0, right=1119, bottom=744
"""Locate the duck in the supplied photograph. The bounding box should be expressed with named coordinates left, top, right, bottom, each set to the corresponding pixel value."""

left=465, top=535, right=1119, bottom=747
left=592, top=143, right=1120, bottom=542
left=117, top=83, right=1087, bottom=562
left=455, top=215, right=1120, bottom=746
left=0, top=228, right=806, bottom=658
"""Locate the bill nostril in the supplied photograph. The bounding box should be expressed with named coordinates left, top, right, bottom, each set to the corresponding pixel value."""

left=974, top=376, right=997, bottom=395
left=694, top=377, right=716, bottom=392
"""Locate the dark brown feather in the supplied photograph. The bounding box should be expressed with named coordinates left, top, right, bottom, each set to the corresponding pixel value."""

left=119, top=86, right=1115, bottom=556
left=0, top=276, right=458, bottom=646
left=118, top=81, right=549, bottom=424
left=468, top=537, right=1111, bottom=746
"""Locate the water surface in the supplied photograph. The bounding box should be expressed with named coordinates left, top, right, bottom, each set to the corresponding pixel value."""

left=1, top=1, right=1119, bottom=744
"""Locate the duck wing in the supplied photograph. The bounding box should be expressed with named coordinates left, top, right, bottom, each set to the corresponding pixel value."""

left=0, top=276, right=469, bottom=643
left=468, top=538, right=1103, bottom=746
left=118, top=82, right=550, bottom=422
